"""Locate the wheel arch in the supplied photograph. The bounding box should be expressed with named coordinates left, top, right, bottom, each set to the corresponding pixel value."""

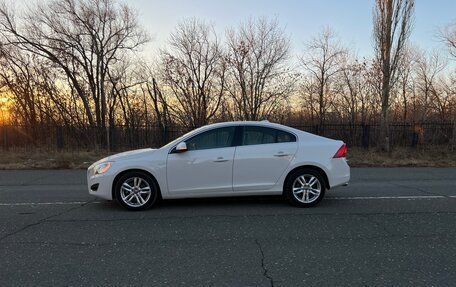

left=112, top=168, right=162, bottom=200
left=283, top=165, right=330, bottom=193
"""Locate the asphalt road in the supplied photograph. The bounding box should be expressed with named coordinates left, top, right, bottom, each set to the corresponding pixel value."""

left=0, top=168, right=455, bottom=286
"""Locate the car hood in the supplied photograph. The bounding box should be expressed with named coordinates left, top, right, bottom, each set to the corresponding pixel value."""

left=94, top=148, right=157, bottom=164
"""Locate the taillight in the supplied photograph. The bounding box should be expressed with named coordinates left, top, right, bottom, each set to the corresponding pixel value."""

left=333, top=143, right=347, bottom=158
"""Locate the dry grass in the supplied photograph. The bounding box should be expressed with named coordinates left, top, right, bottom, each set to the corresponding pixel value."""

left=0, top=148, right=109, bottom=169
left=0, top=146, right=455, bottom=169
left=348, top=146, right=456, bottom=167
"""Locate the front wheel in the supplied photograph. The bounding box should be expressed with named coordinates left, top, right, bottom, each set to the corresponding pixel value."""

left=114, top=171, right=158, bottom=211
left=285, top=169, right=326, bottom=207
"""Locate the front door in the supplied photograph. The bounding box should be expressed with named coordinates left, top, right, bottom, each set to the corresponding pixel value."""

left=166, top=127, right=236, bottom=195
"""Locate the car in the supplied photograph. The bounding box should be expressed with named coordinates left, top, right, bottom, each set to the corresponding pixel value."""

left=87, top=121, right=350, bottom=210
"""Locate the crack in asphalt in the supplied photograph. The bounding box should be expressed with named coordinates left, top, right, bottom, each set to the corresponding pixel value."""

left=0, top=181, right=83, bottom=189
left=363, top=214, right=395, bottom=237
left=10, top=173, right=58, bottom=186
left=0, top=184, right=85, bottom=187
left=41, top=210, right=456, bottom=224
left=0, top=200, right=96, bottom=242
left=3, top=232, right=452, bottom=247
left=351, top=178, right=456, bottom=183
left=0, top=170, right=85, bottom=187
left=255, top=239, right=274, bottom=287
left=389, top=182, right=454, bottom=199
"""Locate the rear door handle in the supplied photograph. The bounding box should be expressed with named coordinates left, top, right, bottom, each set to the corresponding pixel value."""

left=274, top=151, right=289, bottom=157
left=214, top=157, right=229, bottom=163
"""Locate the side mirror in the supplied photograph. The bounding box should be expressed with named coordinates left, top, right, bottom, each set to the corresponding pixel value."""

left=175, top=142, right=188, bottom=153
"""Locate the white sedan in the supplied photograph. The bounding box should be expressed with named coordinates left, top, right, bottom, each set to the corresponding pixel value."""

left=87, top=121, right=350, bottom=210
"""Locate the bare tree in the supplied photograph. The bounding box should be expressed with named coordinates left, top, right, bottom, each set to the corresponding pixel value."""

left=226, top=17, right=294, bottom=121
left=440, top=22, right=456, bottom=149
left=301, top=28, right=347, bottom=127
left=139, top=63, right=172, bottom=144
left=300, top=76, right=319, bottom=125
left=0, top=46, right=76, bottom=127
left=448, top=72, right=456, bottom=150
left=373, top=0, right=414, bottom=152
left=414, top=50, right=446, bottom=123
left=0, top=47, right=41, bottom=128
left=161, top=19, right=226, bottom=129
left=433, top=75, right=454, bottom=122
left=360, top=60, right=384, bottom=124
left=0, top=0, right=148, bottom=131
left=336, top=56, right=366, bottom=132
left=396, top=46, right=416, bottom=123
left=441, top=22, right=456, bottom=58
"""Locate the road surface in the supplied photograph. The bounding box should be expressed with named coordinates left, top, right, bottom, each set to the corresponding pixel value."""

left=0, top=168, right=455, bottom=286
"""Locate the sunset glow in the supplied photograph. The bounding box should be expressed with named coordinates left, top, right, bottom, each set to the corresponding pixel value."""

left=0, top=95, right=8, bottom=103
left=0, top=94, right=11, bottom=124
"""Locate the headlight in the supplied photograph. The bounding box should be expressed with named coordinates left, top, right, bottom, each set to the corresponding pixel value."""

left=94, top=162, right=111, bottom=175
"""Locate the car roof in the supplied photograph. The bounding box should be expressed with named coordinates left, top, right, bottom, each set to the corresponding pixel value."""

left=201, top=121, right=338, bottom=143
left=204, top=121, right=290, bottom=129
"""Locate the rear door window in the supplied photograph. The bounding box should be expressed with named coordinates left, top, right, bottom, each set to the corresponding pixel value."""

left=241, top=126, right=296, bottom=146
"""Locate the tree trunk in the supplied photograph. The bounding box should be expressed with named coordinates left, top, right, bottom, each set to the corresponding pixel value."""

left=379, top=72, right=391, bottom=153
left=379, top=103, right=390, bottom=153
left=452, top=112, right=456, bottom=151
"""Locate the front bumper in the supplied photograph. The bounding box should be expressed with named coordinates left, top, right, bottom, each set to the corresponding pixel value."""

left=87, top=167, right=115, bottom=200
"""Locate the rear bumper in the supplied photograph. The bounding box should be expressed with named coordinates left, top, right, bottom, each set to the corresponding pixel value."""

left=328, top=158, right=350, bottom=188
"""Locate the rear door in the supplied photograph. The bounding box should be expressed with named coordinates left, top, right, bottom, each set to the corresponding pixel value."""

left=233, top=126, right=298, bottom=191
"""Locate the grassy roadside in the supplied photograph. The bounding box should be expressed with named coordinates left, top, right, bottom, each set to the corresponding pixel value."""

left=0, top=149, right=108, bottom=169
left=0, top=146, right=455, bottom=169
left=347, top=146, right=456, bottom=167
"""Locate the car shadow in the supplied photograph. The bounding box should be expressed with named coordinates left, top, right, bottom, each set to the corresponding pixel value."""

left=91, top=194, right=344, bottom=212
left=92, top=195, right=292, bottom=211
left=156, top=195, right=289, bottom=208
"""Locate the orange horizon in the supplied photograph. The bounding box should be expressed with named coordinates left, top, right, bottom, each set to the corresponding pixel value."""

left=0, top=95, right=11, bottom=124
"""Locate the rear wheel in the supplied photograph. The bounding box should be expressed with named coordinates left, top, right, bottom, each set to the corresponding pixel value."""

left=114, top=171, right=158, bottom=211
left=285, top=169, right=326, bottom=207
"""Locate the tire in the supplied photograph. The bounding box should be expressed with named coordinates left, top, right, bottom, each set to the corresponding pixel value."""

left=285, top=168, right=326, bottom=207
left=114, top=171, right=159, bottom=211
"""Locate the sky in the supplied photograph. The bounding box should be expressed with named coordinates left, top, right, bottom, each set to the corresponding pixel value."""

left=11, top=0, right=456, bottom=60
left=124, top=0, right=456, bottom=60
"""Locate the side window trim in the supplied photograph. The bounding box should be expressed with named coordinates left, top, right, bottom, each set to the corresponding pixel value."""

left=169, top=124, right=298, bottom=153
left=233, top=126, right=243, bottom=147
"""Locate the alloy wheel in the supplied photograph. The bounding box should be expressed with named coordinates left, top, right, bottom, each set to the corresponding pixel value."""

left=292, top=174, right=322, bottom=204
left=120, top=177, right=152, bottom=208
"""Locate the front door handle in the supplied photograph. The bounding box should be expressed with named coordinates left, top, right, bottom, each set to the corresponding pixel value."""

left=214, top=157, right=229, bottom=163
